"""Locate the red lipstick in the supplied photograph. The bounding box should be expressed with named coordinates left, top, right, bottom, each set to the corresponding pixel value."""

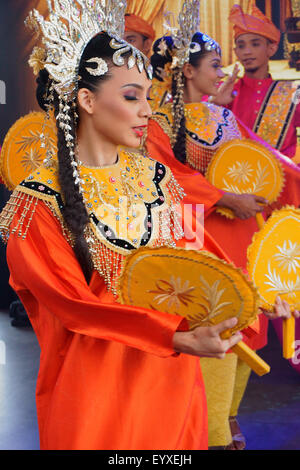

left=133, top=126, right=147, bottom=138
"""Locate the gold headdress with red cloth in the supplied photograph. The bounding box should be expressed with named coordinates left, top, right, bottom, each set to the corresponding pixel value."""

left=229, top=4, right=281, bottom=44
left=125, top=13, right=155, bottom=41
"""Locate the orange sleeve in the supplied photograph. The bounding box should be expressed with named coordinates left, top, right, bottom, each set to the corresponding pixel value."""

left=7, top=201, right=188, bottom=358
left=146, top=119, right=224, bottom=214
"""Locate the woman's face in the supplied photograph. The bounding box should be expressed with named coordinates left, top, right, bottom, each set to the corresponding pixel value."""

left=78, top=64, right=152, bottom=148
left=185, top=50, right=225, bottom=96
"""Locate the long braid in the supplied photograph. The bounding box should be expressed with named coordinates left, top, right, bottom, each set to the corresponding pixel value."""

left=151, top=37, right=187, bottom=163
left=36, top=33, right=135, bottom=284
left=54, top=97, right=93, bottom=284
left=151, top=33, right=220, bottom=164
left=171, top=69, right=187, bottom=164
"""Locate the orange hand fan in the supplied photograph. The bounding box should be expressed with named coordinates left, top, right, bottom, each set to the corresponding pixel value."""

left=0, top=111, right=57, bottom=190
left=205, top=139, right=284, bottom=229
left=118, top=246, right=270, bottom=376
left=248, top=207, right=300, bottom=359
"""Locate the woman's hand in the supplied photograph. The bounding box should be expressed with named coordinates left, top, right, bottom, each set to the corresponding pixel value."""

left=173, top=317, right=243, bottom=359
left=264, top=296, right=300, bottom=320
left=217, top=193, right=267, bottom=220
left=210, top=63, right=240, bottom=106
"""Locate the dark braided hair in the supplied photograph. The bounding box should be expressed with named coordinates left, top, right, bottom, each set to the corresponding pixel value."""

left=36, top=32, right=131, bottom=283
left=171, top=69, right=187, bottom=164
left=151, top=33, right=221, bottom=164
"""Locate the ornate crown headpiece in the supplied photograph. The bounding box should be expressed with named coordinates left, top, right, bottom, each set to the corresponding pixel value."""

left=163, top=0, right=201, bottom=68
left=25, top=0, right=153, bottom=196
left=26, top=0, right=152, bottom=100
left=162, top=1, right=220, bottom=69
left=188, top=32, right=221, bottom=63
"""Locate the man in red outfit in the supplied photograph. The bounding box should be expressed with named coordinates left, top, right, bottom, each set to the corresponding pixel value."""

left=214, top=4, right=300, bottom=160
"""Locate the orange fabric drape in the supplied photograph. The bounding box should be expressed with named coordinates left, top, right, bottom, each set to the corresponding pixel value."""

left=199, top=0, right=250, bottom=66
left=126, top=0, right=165, bottom=25
left=7, top=200, right=208, bottom=450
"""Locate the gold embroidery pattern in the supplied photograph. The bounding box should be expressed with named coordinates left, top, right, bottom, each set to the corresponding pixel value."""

left=265, top=262, right=300, bottom=299
left=254, top=81, right=299, bottom=150
left=274, top=241, right=300, bottom=274
left=184, top=104, right=242, bottom=174
left=247, top=206, right=300, bottom=311
left=0, top=150, right=185, bottom=296
left=119, top=246, right=259, bottom=335
left=20, top=148, right=43, bottom=173
left=148, top=276, right=196, bottom=309
left=265, top=240, right=300, bottom=299
left=193, top=276, right=233, bottom=326
left=151, top=102, right=242, bottom=175
left=222, top=160, right=269, bottom=194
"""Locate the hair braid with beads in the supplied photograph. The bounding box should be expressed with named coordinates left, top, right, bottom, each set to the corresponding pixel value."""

left=36, top=32, right=133, bottom=284
left=151, top=33, right=221, bottom=165
left=171, top=69, right=187, bottom=164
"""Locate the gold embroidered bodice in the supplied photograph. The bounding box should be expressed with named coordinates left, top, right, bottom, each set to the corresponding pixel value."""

left=0, top=149, right=185, bottom=294
left=151, top=102, right=242, bottom=175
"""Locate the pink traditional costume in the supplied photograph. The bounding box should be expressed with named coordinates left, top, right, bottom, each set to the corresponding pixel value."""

left=228, top=4, right=300, bottom=159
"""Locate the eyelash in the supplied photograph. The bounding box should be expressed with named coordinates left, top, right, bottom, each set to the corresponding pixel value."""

left=124, top=95, right=138, bottom=101
left=124, top=95, right=152, bottom=102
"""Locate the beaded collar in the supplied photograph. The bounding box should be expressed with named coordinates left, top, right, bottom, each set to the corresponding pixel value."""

left=1, top=149, right=185, bottom=293
left=18, top=148, right=183, bottom=252
left=152, top=102, right=242, bottom=148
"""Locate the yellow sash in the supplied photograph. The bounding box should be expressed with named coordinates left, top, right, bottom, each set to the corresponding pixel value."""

left=253, top=81, right=299, bottom=150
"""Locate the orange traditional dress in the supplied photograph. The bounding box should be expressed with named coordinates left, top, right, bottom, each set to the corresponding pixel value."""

left=0, top=148, right=231, bottom=450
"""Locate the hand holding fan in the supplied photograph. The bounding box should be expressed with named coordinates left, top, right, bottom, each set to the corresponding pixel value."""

left=118, top=246, right=270, bottom=376
left=205, top=139, right=284, bottom=229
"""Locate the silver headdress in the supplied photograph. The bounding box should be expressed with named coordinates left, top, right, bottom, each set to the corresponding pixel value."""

left=164, top=0, right=201, bottom=69
left=26, top=0, right=152, bottom=100
left=162, top=1, right=220, bottom=69
left=25, top=0, right=153, bottom=193
left=160, top=1, right=201, bottom=146
left=189, top=33, right=221, bottom=57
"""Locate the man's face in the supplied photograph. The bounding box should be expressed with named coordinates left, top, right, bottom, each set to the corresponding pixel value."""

left=234, top=33, right=278, bottom=73
left=124, top=31, right=152, bottom=56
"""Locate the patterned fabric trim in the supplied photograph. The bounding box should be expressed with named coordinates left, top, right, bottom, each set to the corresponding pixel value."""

left=253, top=81, right=300, bottom=150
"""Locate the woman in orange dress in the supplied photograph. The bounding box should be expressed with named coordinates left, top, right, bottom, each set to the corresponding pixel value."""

left=146, top=32, right=300, bottom=449
left=0, top=2, right=245, bottom=451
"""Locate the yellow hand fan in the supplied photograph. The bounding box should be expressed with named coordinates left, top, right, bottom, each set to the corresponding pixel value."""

left=0, top=111, right=57, bottom=190
left=118, top=246, right=270, bottom=376
left=248, top=206, right=300, bottom=359
left=205, top=139, right=284, bottom=229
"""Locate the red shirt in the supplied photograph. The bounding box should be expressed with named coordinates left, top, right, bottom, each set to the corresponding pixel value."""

left=229, top=75, right=300, bottom=158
